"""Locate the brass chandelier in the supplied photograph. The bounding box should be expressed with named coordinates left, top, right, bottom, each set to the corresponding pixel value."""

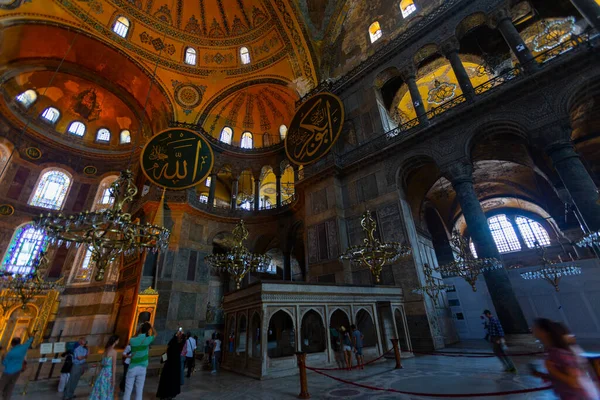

left=412, top=263, right=452, bottom=306
left=205, top=220, right=272, bottom=289
left=0, top=251, right=65, bottom=313
left=35, top=170, right=171, bottom=281
left=436, top=232, right=501, bottom=292
left=340, top=210, right=411, bottom=283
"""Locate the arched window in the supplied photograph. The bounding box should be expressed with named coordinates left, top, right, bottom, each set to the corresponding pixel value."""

left=67, top=121, right=86, bottom=136
left=240, top=47, right=251, bottom=65
left=488, top=214, right=521, bottom=253
left=267, top=310, right=296, bottom=358
left=400, top=0, right=417, bottom=18
left=1, top=224, right=47, bottom=275
left=120, top=130, right=131, bottom=144
left=16, top=90, right=37, bottom=108
left=29, top=169, right=71, bottom=210
left=279, top=124, right=288, bottom=140
left=369, top=21, right=383, bottom=43
left=205, top=176, right=211, bottom=187
left=93, top=175, right=118, bottom=211
left=515, top=216, right=551, bottom=248
left=72, top=247, right=94, bottom=283
left=220, top=127, right=233, bottom=145
left=185, top=47, right=197, bottom=65
left=113, top=16, right=130, bottom=38
left=241, top=132, right=253, bottom=149
left=96, top=128, right=111, bottom=142
left=199, top=194, right=208, bottom=204
left=41, top=107, right=60, bottom=124
left=301, top=310, right=326, bottom=353
left=356, top=309, right=377, bottom=347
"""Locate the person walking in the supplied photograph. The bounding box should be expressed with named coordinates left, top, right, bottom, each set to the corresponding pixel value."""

left=0, top=334, right=33, bottom=400
left=211, top=334, right=222, bottom=374
left=340, top=326, right=353, bottom=371
left=351, top=325, right=365, bottom=370
left=179, top=336, right=187, bottom=385
left=63, top=337, right=88, bottom=400
left=123, top=322, right=157, bottom=400
left=531, top=318, right=599, bottom=400
left=58, top=350, right=73, bottom=393
left=185, top=333, right=196, bottom=378
left=156, top=332, right=185, bottom=400
left=89, top=335, right=119, bottom=400
left=483, top=310, right=516, bottom=373
left=119, top=342, right=132, bottom=394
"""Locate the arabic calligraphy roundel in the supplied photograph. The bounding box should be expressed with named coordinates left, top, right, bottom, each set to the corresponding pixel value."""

left=140, top=128, right=214, bottom=190
left=285, top=92, right=345, bottom=166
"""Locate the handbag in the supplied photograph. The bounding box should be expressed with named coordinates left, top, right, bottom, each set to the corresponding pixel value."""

left=161, top=352, right=168, bottom=363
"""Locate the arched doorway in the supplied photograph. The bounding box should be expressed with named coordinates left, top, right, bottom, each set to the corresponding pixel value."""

left=329, top=309, right=350, bottom=352
left=267, top=310, right=295, bottom=358
left=301, top=310, right=325, bottom=353
left=356, top=309, right=377, bottom=348
left=0, top=305, right=36, bottom=350
left=249, top=312, right=261, bottom=358
left=237, top=314, right=247, bottom=355
left=394, top=308, right=409, bottom=352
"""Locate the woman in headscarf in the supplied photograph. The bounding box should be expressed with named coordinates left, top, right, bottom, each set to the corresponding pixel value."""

left=156, top=331, right=186, bottom=400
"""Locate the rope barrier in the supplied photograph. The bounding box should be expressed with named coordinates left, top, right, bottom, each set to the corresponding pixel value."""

left=307, top=366, right=553, bottom=398
left=307, top=348, right=394, bottom=371
left=411, top=350, right=546, bottom=358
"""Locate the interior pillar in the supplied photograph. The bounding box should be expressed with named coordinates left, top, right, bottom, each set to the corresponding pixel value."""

left=492, top=9, right=539, bottom=72
left=254, top=179, right=260, bottom=211
left=275, top=173, right=282, bottom=207
left=207, top=172, right=217, bottom=207
left=231, top=178, right=238, bottom=210
left=570, top=0, right=600, bottom=32
left=443, top=161, right=529, bottom=334
left=400, top=66, right=430, bottom=126
left=283, top=251, right=291, bottom=281
left=441, top=38, right=475, bottom=102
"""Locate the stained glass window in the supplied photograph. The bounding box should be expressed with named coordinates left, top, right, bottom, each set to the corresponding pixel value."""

left=16, top=90, right=37, bottom=108
left=488, top=214, right=521, bottom=253
left=73, top=247, right=94, bottom=283
left=96, top=128, right=111, bottom=142
left=400, top=0, right=417, bottom=18
left=120, top=130, right=131, bottom=144
left=68, top=121, right=86, bottom=136
left=516, top=216, right=551, bottom=248
left=240, top=47, right=251, bottom=64
left=41, top=107, right=60, bottom=124
left=93, top=176, right=117, bottom=211
left=279, top=125, right=288, bottom=140
left=113, top=16, right=130, bottom=38
left=241, top=132, right=253, bottom=149
left=369, top=22, right=382, bottom=43
left=220, top=127, right=233, bottom=144
left=185, top=47, right=197, bottom=65
left=29, top=170, right=71, bottom=210
left=1, top=224, right=47, bottom=275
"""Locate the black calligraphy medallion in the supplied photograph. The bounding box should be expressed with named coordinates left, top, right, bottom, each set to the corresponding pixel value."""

left=140, top=128, right=214, bottom=190
left=285, top=93, right=345, bottom=165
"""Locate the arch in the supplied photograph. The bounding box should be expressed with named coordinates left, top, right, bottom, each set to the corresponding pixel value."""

left=355, top=309, right=377, bottom=347
left=1, top=223, right=47, bottom=275
left=28, top=168, right=72, bottom=210
left=301, top=309, right=326, bottom=353
left=279, top=124, right=288, bottom=140
left=412, top=43, right=441, bottom=67
left=281, top=164, right=295, bottom=203
left=466, top=119, right=530, bottom=162
left=393, top=308, right=410, bottom=351
left=0, top=304, right=38, bottom=349
left=69, top=246, right=94, bottom=284
left=267, top=309, right=296, bottom=358
left=92, top=175, right=118, bottom=210
left=219, top=126, right=233, bottom=145
left=515, top=215, right=551, bottom=248
left=455, top=12, right=488, bottom=40
left=236, top=313, right=248, bottom=355
left=96, top=128, right=111, bottom=142
left=185, top=47, right=197, bottom=65
left=240, top=46, right=251, bottom=64
left=40, top=107, right=60, bottom=124
left=113, top=16, right=130, bottom=38
left=67, top=121, right=86, bottom=136
left=15, top=89, right=37, bottom=108
left=241, top=131, right=253, bottom=149
left=259, top=165, right=276, bottom=209
left=374, top=66, right=402, bottom=89
left=249, top=311, right=262, bottom=358
left=368, top=21, right=382, bottom=43
left=400, top=0, right=417, bottom=18
left=120, top=130, right=131, bottom=144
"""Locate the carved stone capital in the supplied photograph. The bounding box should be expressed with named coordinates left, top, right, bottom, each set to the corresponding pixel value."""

left=488, top=7, right=512, bottom=29
left=440, top=159, right=473, bottom=185
left=440, top=37, right=461, bottom=57
left=399, top=64, right=417, bottom=81
left=530, top=120, right=572, bottom=150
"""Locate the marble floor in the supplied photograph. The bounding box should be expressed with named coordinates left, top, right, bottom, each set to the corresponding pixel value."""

left=26, top=348, right=589, bottom=400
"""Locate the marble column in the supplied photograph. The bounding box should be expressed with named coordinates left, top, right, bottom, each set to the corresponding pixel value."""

left=231, top=179, right=238, bottom=210
left=254, top=179, right=260, bottom=211
left=546, top=141, right=600, bottom=232
left=444, top=161, right=529, bottom=333
left=207, top=172, right=217, bottom=207
left=493, top=9, right=538, bottom=72
left=283, top=251, right=291, bottom=281
left=570, top=0, right=600, bottom=32
left=442, top=38, right=475, bottom=101
left=401, top=66, right=429, bottom=126
left=275, top=173, right=282, bottom=207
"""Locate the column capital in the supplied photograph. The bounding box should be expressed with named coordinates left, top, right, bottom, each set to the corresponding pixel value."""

left=440, top=159, right=473, bottom=185
left=440, top=37, right=461, bottom=57
left=488, top=7, right=512, bottom=28
left=531, top=120, right=572, bottom=149
left=399, top=64, right=417, bottom=81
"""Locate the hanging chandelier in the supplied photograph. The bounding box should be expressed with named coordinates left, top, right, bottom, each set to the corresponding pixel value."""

left=0, top=251, right=65, bottom=313
left=436, top=232, right=502, bottom=292
left=412, top=263, right=452, bottom=306
left=204, top=220, right=272, bottom=290
left=340, top=210, right=411, bottom=284
left=513, top=242, right=581, bottom=292
left=577, top=231, right=600, bottom=248
left=35, top=170, right=171, bottom=281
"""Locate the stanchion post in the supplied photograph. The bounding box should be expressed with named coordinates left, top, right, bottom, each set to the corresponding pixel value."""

left=391, top=339, right=402, bottom=369
left=296, top=352, right=311, bottom=399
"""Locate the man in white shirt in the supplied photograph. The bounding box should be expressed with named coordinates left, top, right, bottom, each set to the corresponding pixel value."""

left=185, top=333, right=197, bottom=378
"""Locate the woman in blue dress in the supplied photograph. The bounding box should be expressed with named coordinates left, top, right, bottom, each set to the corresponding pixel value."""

left=89, top=335, right=119, bottom=400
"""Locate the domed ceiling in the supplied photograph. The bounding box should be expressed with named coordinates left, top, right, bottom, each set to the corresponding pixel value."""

left=0, top=0, right=318, bottom=155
